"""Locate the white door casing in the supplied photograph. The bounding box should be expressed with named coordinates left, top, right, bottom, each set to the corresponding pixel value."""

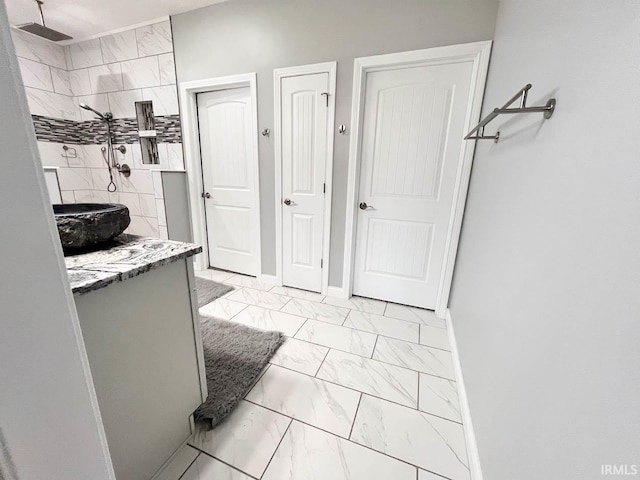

left=274, top=62, right=337, bottom=294
left=344, top=42, right=492, bottom=314
left=197, top=87, right=260, bottom=275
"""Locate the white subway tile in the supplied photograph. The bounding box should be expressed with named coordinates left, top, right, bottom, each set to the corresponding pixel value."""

left=109, top=191, right=141, bottom=216
left=135, top=21, right=172, bottom=56
left=120, top=169, right=154, bottom=194
left=139, top=194, right=157, bottom=217
left=11, top=29, right=66, bottom=69
left=88, top=63, right=123, bottom=94
left=121, top=56, right=160, bottom=89
left=100, top=30, right=138, bottom=63
left=158, top=225, right=168, bottom=240
left=155, top=198, right=166, bottom=226
left=152, top=171, right=164, bottom=198
left=51, top=68, right=72, bottom=96
left=69, top=38, right=103, bottom=69
left=108, top=89, right=143, bottom=118
left=57, top=167, right=92, bottom=191
left=76, top=144, right=105, bottom=168
left=25, top=88, right=77, bottom=120
left=18, top=58, right=53, bottom=91
left=69, top=69, right=92, bottom=96
left=163, top=143, right=184, bottom=170
left=141, top=85, right=178, bottom=115
left=60, top=190, right=75, bottom=203
left=127, top=215, right=159, bottom=237
left=158, top=53, right=176, bottom=85
left=37, top=142, right=67, bottom=167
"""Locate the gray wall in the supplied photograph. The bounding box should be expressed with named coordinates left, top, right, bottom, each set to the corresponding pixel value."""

left=171, top=0, right=498, bottom=283
left=449, top=1, right=640, bottom=479
left=0, top=2, right=114, bottom=478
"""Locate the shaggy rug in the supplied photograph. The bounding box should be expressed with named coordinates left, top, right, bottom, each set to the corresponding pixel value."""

left=196, top=276, right=234, bottom=307
left=194, top=315, right=285, bottom=428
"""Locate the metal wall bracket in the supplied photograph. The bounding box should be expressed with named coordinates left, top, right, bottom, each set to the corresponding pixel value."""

left=464, top=84, right=556, bottom=143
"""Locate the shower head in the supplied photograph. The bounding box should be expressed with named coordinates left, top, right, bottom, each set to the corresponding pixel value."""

left=79, top=103, right=112, bottom=121
left=16, top=1, right=72, bottom=42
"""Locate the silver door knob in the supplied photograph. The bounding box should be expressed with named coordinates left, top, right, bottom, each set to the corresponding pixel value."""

left=359, top=202, right=372, bottom=210
left=283, top=198, right=292, bottom=206
left=202, top=192, right=211, bottom=199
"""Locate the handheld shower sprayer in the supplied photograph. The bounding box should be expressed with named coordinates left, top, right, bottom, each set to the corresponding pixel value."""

left=78, top=103, right=130, bottom=192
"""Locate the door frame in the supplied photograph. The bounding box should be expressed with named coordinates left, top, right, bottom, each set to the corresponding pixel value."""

left=342, top=41, right=492, bottom=316
left=179, top=73, right=262, bottom=274
left=273, top=62, right=337, bottom=295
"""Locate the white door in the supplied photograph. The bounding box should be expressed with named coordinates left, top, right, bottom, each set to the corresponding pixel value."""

left=353, top=62, right=473, bottom=308
left=280, top=73, right=329, bottom=292
left=197, top=87, right=260, bottom=275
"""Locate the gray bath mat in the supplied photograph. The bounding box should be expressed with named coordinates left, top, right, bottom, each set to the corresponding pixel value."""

left=195, top=315, right=285, bottom=428
left=196, top=276, right=234, bottom=307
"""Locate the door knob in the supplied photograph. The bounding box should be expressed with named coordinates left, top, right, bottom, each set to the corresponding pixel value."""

left=359, top=202, right=372, bottom=210
left=202, top=192, right=211, bottom=199
left=283, top=198, right=292, bottom=206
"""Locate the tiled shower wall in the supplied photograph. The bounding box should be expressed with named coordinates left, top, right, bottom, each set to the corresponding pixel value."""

left=12, top=20, right=183, bottom=238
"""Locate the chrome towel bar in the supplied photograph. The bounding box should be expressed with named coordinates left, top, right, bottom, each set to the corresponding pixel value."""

left=464, top=83, right=556, bottom=143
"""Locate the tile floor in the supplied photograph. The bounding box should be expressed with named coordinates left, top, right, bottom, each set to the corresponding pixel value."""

left=160, top=269, right=469, bottom=480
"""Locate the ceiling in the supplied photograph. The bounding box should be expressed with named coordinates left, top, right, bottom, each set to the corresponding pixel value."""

left=5, top=0, right=229, bottom=42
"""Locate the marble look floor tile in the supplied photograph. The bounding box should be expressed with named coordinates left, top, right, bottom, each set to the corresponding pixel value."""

left=153, top=444, right=199, bottom=480
left=372, top=336, right=455, bottom=380
left=225, top=274, right=278, bottom=291
left=227, top=287, right=291, bottom=310
left=419, top=374, right=461, bottom=423
left=190, top=400, right=291, bottom=479
left=316, top=350, right=418, bottom=407
left=231, top=305, right=306, bottom=337
left=195, top=268, right=236, bottom=283
left=199, top=298, right=247, bottom=320
left=281, top=298, right=349, bottom=325
left=269, top=337, right=329, bottom=375
left=181, top=454, right=253, bottom=480
left=344, top=310, right=420, bottom=343
left=420, top=325, right=451, bottom=351
left=262, top=421, right=416, bottom=480
left=323, top=296, right=386, bottom=315
left=246, top=365, right=361, bottom=437
left=270, top=285, right=325, bottom=302
left=295, top=320, right=377, bottom=357
left=350, top=396, right=469, bottom=480
left=385, top=303, right=446, bottom=328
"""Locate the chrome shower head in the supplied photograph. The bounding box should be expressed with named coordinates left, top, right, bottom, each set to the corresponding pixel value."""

left=79, top=103, right=111, bottom=121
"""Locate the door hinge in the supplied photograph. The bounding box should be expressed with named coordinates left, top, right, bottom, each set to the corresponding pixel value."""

left=320, top=259, right=324, bottom=268
left=323, top=183, right=326, bottom=194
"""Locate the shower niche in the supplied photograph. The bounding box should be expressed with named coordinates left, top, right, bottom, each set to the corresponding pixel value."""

left=135, top=101, right=159, bottom=165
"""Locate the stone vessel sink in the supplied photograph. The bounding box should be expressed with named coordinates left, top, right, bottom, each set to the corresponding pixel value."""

left=53, top=203, right=130, bottom=249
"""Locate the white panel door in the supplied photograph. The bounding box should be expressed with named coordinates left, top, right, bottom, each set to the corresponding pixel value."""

left=281, top=73, right=329, bottom=292
left=197, top=87, right=259, bottom=275
left=353, top=62, right=473, bottom=308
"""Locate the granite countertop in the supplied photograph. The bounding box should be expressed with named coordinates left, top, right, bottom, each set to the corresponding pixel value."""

left=65, top=234, right=202, bottom=295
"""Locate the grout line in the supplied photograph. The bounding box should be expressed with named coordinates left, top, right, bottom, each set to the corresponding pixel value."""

left=347, top=393, right=363, bottom=440
left=370, top=334, right=379, bottom=359
left=244, top=364, right=271, bottom=398
left=259, top=417, right=293, bottom=478
left=313, top=346, right=331, bottom=377
left=176, top=452, right=200, bottom=480
left=291, top=318, right=309, bottom=338
left=186, top=443, right=260, bottom=480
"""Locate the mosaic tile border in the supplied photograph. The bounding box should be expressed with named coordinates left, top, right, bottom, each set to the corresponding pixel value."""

left=32, top=114, right=182, bottom=145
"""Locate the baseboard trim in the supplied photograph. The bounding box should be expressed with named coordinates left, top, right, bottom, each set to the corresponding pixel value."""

left=445, top=308, right=483, bottom=480
left=327, top=285, right=349, bottom=299
left=258, top=273, right=279, bottom=284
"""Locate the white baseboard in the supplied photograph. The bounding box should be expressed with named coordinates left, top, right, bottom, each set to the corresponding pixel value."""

left=327, top=285, right=349, bottom=299
left=445, top=309, right=483, bottom=480
left=257, top=273, right=279, bottom=284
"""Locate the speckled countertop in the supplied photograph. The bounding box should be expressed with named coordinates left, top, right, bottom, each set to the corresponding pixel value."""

left=65, top=234, right=202, bottom=295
